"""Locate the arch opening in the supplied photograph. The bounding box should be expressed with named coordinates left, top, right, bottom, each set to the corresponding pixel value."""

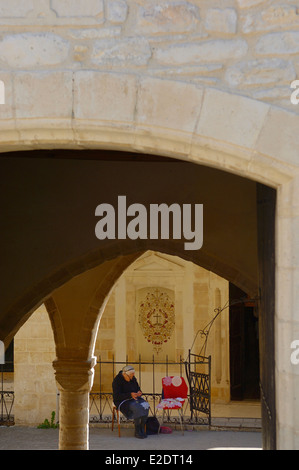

left=0, top=148, right=260, bottom=345
left=0, top=147, right=276, bottom=449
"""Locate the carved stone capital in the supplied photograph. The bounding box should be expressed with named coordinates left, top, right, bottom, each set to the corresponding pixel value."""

left=53, top=356, right=97, bottom=392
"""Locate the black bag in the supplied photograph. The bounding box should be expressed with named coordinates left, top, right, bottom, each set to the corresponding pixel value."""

left=146, top=416, right=160, bottom=435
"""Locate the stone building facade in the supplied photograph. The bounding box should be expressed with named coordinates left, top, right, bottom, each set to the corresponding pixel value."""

left=0, top=0, right=299, bottom=450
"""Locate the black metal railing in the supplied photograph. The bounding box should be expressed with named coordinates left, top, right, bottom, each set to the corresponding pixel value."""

left=89, top=353, right=211, bottom=426
left=0, top=362, right=15, bottom=425
left=0, top=355, right=211, bottom=427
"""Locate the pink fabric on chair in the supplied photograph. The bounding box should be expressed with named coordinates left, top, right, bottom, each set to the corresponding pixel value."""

left=157, top=376, right=188, bottom=410
left=162, top=376, right=188, bottom=399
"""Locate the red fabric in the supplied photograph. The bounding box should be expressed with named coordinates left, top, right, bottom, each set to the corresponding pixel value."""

left=160, top=426, right=172, bottom=434
left=162, top=376, right=188, bottom=399
left=157, top=376, right=188, bottom=410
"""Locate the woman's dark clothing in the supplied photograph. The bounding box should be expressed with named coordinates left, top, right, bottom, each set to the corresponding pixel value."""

left=112, top=371, right=149, bottom=420
left=112, top=371, right=140, bottom=407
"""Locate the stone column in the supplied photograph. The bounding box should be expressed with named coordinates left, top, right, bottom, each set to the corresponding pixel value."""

left=275, top=176, right=299, bottom=449
left=53, top=357, right=97, bottom=450
left=114, top=277, right=127, bottom=362
left=182, top=263, right=194, bottom=358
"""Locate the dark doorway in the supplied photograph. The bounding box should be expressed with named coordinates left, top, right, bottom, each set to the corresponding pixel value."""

left=1, top=340, right=14, bottom=373
left=229, top=283, right=260, bottom=401
left=256, top=183, right=276, bottom=450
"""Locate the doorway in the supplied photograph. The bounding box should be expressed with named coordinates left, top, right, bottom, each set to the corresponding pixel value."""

left=229, top=283, right=260, bottom=401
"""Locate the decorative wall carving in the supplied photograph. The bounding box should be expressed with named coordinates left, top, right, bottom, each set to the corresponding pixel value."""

left=138, top=287, right=175, bottom=353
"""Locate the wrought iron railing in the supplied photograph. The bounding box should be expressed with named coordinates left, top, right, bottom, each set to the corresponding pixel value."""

left=185, top=352, right=211, bottom=424
left=0, top=362, right=15, bottom=425
left=89, top=354, right=211, bottom=426
left=0, top=355, right=211, bottom=427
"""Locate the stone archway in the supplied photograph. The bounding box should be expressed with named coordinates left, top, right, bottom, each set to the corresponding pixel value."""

left=0, top=148, right=275, bottom=450
left=0, top=85, right=298, bottom=450
left=1, top=149, right=261, bottom=346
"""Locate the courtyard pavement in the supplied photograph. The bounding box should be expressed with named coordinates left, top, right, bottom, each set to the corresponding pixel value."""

left=0, top=425, right=262, bottom=451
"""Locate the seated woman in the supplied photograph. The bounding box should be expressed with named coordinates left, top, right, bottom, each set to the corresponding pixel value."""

left=112, top=365, right=149, bottom=439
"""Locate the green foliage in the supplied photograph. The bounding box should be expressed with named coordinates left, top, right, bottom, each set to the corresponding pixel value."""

left=37, top=411, right=59, bottom=429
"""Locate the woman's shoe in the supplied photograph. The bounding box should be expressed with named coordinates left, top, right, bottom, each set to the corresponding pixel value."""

left=140, top=416, right=148, bottom=438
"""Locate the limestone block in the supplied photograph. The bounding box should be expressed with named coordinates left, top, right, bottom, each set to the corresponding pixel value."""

left=136, top=77, right=203, bottom=133
left=73, top=71, right=137, bottom=123
left=50, top=0, right=104, bottom=18
left=240, top=13, right=260, bottom=34
left=256, top=31, right=299, bottom=55
left=0, top=72, right=13, bottom=119
left=154, top=39, right=248, bottom=65
left=24, top=339, right=55, bottom=353
left=276, top=267, right=294, bottom=324
left=106, top=0, right=128, bottom=24
left=0, top=0, right=34, bottom=17
left=276, top=319, right=299, bottom=376
left=252, top=86, right=293, bottom=101
left=237, top=0, right=266, bottom=8
left=136, top=1, right=200, bottom=35
left=97, top=339, right=114, bottom=351
left=256, top=107, right=299, bottom=167
left=225, top=58, right=296, bottom=87
left=283, top=217, right=299, bottom=269
left=149, top=63, right=223, bottom=77
left=91, top=37, right=151, bottom=67
left=261, top=5, right=299, bottom=25
left=73, top=47, right=87, bottom=63
left=14, top=352, right=30, bottom=365
left=196, top=88, right=270, bottom=150
left=205, top=8, right=238, bottom=34
left=14, top=71, right=73, bottom=119
left=241, top=5, right=299, bottom=34
left=0, top=33, right=70, bottom=68
left=68, top=27, right=122, bottom=40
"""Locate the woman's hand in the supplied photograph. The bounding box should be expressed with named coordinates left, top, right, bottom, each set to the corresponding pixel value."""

left=131, top=391, right=142, bottom=399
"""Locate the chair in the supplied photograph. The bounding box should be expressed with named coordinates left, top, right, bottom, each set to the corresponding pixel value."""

left=156, top=376, right=188, bottom=435
left=111, top=405, right=121, bottom=437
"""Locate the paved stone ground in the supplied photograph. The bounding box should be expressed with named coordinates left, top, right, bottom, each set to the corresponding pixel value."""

left=0, top=425, right=262, bottom=451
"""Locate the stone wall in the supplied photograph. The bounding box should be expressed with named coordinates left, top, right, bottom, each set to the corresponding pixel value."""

left=14, top=304, right=57, bottom=426
left=0, top=0, right=298, bottom=115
